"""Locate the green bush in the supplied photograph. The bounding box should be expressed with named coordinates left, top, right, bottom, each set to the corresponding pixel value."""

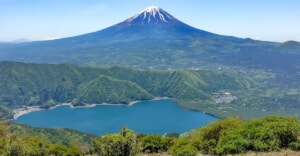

left=216, top=115, right=299, bottom=154
left=141, top=134, right=173, bottom=153
left=289, top=141, right=300, bottom=151
left=168, top=139, right=197, bottom=156
left=194, top=116, right=242, bottom=154
left=216, top=132, right=248, bottom=154
left=92, top=128, right=140, bottom=156
left=241, top=116, right=298, bottom=151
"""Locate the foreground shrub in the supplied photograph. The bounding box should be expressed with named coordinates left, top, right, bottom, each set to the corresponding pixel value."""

left=168, top=139, right=197, bottom=156
left=141, top=134, right=173, bottom=153
left=92, top=128, right=140, bottom=156
left=217, top=116, right=299, bottom=155
left=216, top=132, right=248, bottom=154
left=195, top=116, right=242, bottom=154
left=243, top=116, right=298, bottom=151
left=289, top=141, right=300, bottom=151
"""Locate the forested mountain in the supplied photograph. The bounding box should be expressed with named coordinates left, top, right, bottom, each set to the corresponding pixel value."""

left=0, top=62, right=250, bottom=119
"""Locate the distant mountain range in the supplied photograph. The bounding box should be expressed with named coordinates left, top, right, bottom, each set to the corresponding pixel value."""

left=0, top=6, right=299, bottom=73
left=0, top=39, right=31, bottom=44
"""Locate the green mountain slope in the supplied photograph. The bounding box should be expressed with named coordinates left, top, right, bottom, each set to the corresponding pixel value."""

left=77, top=75, right=152, bottom=104
left=9, top=123, right=95, bottom=146
left=0, top=62, right=250, bottom=119
left=96, top=67, right=248, bottom=99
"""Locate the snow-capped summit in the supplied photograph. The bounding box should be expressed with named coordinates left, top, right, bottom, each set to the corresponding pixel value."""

left=141, top=6, right=161, bottom=13
left=107, top=5, right=210, bottom=39
left=125, top=6, right=178, bottom=24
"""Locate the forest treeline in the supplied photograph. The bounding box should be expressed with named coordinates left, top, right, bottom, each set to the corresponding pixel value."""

left=1, top=115, right=300, bottom=155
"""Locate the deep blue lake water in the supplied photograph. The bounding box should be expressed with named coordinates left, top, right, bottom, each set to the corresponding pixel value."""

left=15, top=99, right=218, bottom=135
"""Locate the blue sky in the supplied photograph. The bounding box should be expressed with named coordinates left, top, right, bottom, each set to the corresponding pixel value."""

left=1, top=0, right=299, bottom=42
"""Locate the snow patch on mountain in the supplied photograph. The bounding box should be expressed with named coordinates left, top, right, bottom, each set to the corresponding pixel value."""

left=126, top=6, right=177, bottom=24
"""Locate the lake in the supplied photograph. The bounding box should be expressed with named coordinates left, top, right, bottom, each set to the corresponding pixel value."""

left=15, top=99, right=218, bottom=135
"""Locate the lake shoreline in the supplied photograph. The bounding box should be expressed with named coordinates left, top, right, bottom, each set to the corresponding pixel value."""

left=13, top=97, right=170, bottom=120
left=13, top=97, right=218, bottom=135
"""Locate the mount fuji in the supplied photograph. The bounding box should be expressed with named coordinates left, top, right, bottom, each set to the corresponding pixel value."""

left=0, top=6, right=299, bottom=72
left=70, top=6, right=216, bottom=41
